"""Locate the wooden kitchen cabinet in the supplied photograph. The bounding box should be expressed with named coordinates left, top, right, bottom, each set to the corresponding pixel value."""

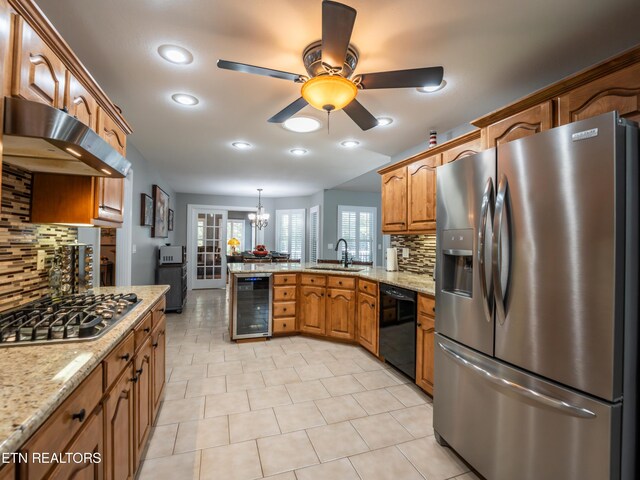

left=381, top=166, right=408, bottom=233
left=31, top=172, right=124, bottom=226
left=416, top=294, right=436, bottom=395
left=326, top=288, right=356, bottom=341
left=441, top=134, right=482, bottom=164
left=134, top=337, right=153, bottom=468
left=97, top=107, right=127, bottom=156
left=273, top=274, right=298, bottom=335
left=65, top=71, right=98, bottom=131
left=151, top=314, right=166, bottom=420
left=0, top=463, right=15, bottom=480
left=357, top=291, right=378, bottom=355
left=12, top=17, right=66, bottom=108
left=299, top=285, right=326, bottom=335
left=104, top=363, right=135, bottom=480
left=407, top=154, right=441, bottom=232
left=557, top=62, right=640, bottom=125
left=47, top=407, right=104, bottom=480
left=483, top=101, right=553, bottom=149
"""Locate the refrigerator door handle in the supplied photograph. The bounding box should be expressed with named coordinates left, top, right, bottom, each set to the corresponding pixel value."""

left=438, top=342, right=597, bottom=419
left=492, top=174, right=509, bottom=325
left=478, top=178, right=495, bottom=322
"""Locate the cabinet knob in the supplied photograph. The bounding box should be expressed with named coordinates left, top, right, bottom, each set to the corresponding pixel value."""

left=160, top=308, right=165, bottom=313
left=339, top=281, right=342, bottom=285
left=130, top=376, right=138, bottom=383
left=71, top=409, right=86, bottom=423
left=432, top=307, right=436, bottom=312
left=283, top=323, right=287, bottom=327
left=152, top=342, right=159, bottom=348
left=120, top=353, right=130, bottom=362
left=136, top=367, right=144, bottom=376
left=321, top=293, right=324, bottom=297
left=311, top=279, right=314, bottom=282
left=284, top=292, right=287, bottom=296
left=144, top=327, right=151, bottom=333
left=417, top=323, right=422, bottom=327
left=284, top=278, right=288, bottom=282
left=283, top=308, right=287, bottom=312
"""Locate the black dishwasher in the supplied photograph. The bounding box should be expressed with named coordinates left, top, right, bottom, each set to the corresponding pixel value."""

left=379, top=283, right=417, bottom=380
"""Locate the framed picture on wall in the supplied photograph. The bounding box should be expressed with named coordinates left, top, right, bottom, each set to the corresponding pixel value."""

left=141, top=193, right=153, bottom=226
left=152, top=185, right=170, bottom=238
left=168, top=209, right=174, bottom=231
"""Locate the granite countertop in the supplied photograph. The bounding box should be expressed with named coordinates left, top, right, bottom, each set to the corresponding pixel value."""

left=228, top=263, right=436, bottom=296
left=0, top=285, right=170, bottom=456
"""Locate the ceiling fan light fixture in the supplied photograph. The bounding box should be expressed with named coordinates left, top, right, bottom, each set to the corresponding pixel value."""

left=282, top=116, right=322, bottom=133
left=417, top=79, right=447, bottom=93
left=376, top=117, right=393, bottom=126
left=158, top=44, right=194, bottom=65
left=301, top=75, right=357, bottom=112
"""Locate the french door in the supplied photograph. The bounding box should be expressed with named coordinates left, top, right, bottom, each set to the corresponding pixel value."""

left=191, top=208, right=227, bottom=289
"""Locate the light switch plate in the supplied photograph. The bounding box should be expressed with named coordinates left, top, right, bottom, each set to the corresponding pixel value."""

left=402, top=248, right=410, bottom=258
left=36, top=250, right=46, bottom=271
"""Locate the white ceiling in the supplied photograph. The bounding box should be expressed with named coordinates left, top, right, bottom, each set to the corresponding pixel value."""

left=37, top=0, right=640, bottom=197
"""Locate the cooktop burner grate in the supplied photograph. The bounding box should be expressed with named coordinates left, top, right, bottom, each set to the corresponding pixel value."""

left=0, top=293, right=140, bottom=346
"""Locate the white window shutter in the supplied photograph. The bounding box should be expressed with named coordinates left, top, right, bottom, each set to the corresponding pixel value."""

left=275, top=209, right=306, bottom=260
left=337, top=205, right=377, bottom=264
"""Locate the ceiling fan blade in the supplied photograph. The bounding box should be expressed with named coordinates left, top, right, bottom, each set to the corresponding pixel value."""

left=322, top=1, right=357, bottom=68
left=357, top=67, right=444, bottom=89
left=343, top=99, right=378, bottom=131
left=217, top=60, right=305, bottom=82
left=268, top=97, right=309, bottom=123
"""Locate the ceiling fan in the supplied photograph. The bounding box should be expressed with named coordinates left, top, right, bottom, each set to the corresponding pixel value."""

left=217, top=0, right=444, bottom=131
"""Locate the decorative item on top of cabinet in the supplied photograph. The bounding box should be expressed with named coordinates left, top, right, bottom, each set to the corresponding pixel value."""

left=416, top=293, right=435, bottom=395
left=483, top=100, right=553, bottom=149
left=557, top=61, right=640, bottom=125
left=407, top=154, right=441, bottom=232
left=12, top=16, right=66, bottom=109
left=381, top=166, right=407, bottom=233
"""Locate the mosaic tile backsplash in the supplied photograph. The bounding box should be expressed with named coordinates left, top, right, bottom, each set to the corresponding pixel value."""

left=390, top=234, right=436, bottom=276
left=0, top=165, right=77, bottom=311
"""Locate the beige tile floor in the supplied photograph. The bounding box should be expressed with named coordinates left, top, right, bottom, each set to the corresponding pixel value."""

left=138, top=290, right=481, bottom=480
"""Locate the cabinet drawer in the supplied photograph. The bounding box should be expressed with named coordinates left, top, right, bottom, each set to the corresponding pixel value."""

left=300, top=274, right=326, bottom=286
left=359, top=279, right=377, bottom=295
left=273, top=301, right=296, bottom=318
left=20, top=366, right=103, bottom=480
left=327, top=276, right=355, bottom=289
left=152, top=296, right=166, bottom=330
left=134, top=312, right=153, bottom=351
left=418, top=294, right=436, bottom=317
left=273, top=286, right=296, bottom=301
left=273, top=317, right=296, bottom=333
left=103, top=331, right=135, bottom=390
left=274, top=274, right=297, bottom=285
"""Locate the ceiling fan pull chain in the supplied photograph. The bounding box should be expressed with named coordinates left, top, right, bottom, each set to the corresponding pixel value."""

left=327, top=110, right=330, bottom=134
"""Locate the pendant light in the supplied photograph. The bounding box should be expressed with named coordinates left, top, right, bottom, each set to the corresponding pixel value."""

left=248, top=188, right=269, bottom=230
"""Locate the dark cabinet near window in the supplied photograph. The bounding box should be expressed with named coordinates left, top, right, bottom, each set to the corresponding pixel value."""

left=156, top=264, right=186, bottom=313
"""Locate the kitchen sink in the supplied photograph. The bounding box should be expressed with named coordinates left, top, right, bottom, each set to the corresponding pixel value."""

left=308, top=266, right=364, bottom=272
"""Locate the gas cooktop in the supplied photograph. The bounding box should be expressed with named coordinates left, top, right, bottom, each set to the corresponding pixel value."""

left=0, top=293, right=140, bottom=346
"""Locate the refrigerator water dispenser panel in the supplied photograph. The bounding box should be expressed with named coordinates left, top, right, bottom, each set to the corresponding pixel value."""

left=442, top=229, right=473, bottom=297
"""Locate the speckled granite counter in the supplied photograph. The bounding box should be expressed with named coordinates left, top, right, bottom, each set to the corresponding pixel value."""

left=228, top=263, right=436, bottom=296
left=0, top=285, right=169, bottom=456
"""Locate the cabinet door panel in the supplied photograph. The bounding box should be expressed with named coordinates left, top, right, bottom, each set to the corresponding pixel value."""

left=98, top=107, right=127, bottom=156
left=416, top=314, right=435, bottom=395
left=407, top=154, right=440, bottom=232
left=66, top=72, right=98, bottom=131
left=94, top=177, right=124, bottom=223
left=381, top=167, right=407, bottom=232
left=442, top=135, right=482, bottom=164
left=327, top=288, right=356, bottom=340
left=105, top=365, right=135, bottom=480
left=13, top=18, right=65, bottom=108
left=299, top=285, right=325, bottom=335
left=558, top=62, right=640, bottom=125
left=152, top=317, right=166, bottom=420
left=134, top=338, right=153, bottom=468
left=357, top=292, right=378, bottom=355
left=48, top=408, right=103, bottom=480
left=484, top=101, right=553, bottom=149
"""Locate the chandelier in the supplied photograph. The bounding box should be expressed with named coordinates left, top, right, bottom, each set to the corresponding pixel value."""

left=248, top=188, right=269, bottom=230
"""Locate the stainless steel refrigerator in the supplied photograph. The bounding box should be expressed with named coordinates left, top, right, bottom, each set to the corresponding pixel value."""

left=434, top=112, right=638, bottom=480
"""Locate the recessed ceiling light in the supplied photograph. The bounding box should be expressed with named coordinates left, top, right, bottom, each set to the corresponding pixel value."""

left=289, top=148, right=308, bottom=156
left=158, top=45, right=193, bottom=65
left=376, top=117, right=393, bottom=127
left=232, top=141, right=252, bottom=150
left=340, top=140, right=360, bottom=148
left=171, top=93, right=199, bottom=106
left=282, top=116, right=322, bottom=133
left=417, top=80, right=447, bottom=93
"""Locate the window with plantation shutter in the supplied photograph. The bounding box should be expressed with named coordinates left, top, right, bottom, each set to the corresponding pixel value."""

left=276, top=209, right=306, bottom=260
left=309, top=206, right=320, bottom=263
left=337, top=205, right=377, bottom=264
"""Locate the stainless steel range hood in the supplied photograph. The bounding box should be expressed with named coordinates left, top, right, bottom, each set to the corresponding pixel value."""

left=2, top=97, right=131, bottom=178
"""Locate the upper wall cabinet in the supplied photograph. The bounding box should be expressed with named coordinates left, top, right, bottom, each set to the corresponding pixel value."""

left=483, top=101, right=553, bottom=149
left=97, top=106, right=127, bottom=156
left=12, top=17, right=66, bottom=109
left=65, top=71, right=98, bottom=131
left=442, top=135, right=482, bottom=164
left=557, top=62, right=640, bottom=125
left=407, top=154, right=441, bottom=232
left=381, top=167, right=408, bottom=233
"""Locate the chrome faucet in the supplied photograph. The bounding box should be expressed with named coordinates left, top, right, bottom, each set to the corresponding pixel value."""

left=335, top=238, right=350, bottom=268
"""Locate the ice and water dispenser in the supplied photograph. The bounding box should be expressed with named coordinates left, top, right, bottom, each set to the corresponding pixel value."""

left=441, top=229, right=473, bottom=297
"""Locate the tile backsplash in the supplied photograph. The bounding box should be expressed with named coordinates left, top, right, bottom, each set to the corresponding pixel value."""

left=0, top=164, right=77, bottom=311
left=390, top=234, right=436, bottom=276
